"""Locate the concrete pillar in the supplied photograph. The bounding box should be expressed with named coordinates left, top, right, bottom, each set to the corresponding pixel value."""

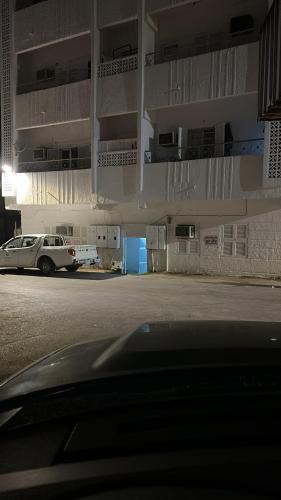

left=137, top=0, right=156, bottom=194
left=90, top=0, right=100, bottom=195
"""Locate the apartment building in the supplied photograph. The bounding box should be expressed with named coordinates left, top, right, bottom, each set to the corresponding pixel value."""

left=1, top=0, right=281, bottom=275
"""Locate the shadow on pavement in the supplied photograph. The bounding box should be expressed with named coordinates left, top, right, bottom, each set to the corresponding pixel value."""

left=0, top=268, right=122, bottom=280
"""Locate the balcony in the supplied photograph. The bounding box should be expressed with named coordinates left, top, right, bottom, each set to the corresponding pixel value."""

left=145, top=139, right=264, bottom=164
left=98, top=150, right=137, bottom=168
left=145, top=42, right=259, bottom=109
left=98, top=54, right=138, bottom=78
left=146, top=33, right=255, bottom=66
left=17, top=58, right=90, bottom=95
left=16, top=79, right=90, bottom=129
left=18, top=146, right=91, bottom=173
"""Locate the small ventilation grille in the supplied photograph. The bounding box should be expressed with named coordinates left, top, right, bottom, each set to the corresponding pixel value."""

left=224, top=225, right=234, bottom=239
left=98, top=55, right=138, bottom=78
left=223, top=242, right=233, bottom=256
left=98, top=150, right=137, bottom=168
left=266, top=122, right=281, bottom=179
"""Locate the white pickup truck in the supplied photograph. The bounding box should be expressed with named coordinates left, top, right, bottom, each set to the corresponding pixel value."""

left=0, top=234, right=100, bottom=275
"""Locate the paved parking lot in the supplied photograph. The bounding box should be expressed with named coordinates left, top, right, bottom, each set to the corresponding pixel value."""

left=1, top=269, right=281, bottom=382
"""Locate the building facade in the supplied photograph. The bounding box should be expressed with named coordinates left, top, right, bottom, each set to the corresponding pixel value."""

left=1, top=0, right=281, bottom=275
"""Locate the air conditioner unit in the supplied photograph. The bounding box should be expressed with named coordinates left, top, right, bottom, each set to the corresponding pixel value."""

left=159, top=131, right=178, bottom=147
left=175, top=225, right=195, bottom=239
left=33, top=148, right=47, bottom=161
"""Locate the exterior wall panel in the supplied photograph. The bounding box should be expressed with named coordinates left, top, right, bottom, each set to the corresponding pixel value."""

left=98, top=71, right=138, bottom=117
left=16, top=80, right=90, bottom=129
left=145, top=43, right=258, bottom=109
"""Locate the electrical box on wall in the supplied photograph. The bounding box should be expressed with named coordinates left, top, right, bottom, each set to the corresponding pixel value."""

left=146, top=225, right=166, bottom=250
left=87, top=225, right=121, bottom=249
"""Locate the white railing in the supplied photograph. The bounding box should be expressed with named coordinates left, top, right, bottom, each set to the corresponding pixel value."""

left=98, top=150, right=137, bottom=167
left=98, top=54, right=138, bottom=78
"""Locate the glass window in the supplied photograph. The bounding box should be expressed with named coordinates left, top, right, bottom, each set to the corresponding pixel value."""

left=21, top=237, right=38, bottom=248
left=5, top=237, right=22, bottom=249
left=43, top=236, right=64, bottom=247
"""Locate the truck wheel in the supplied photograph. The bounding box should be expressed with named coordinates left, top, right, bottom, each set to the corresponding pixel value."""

left=38, top=257, right=55, bottom=276
left=66, top=265, right=79, bottom=272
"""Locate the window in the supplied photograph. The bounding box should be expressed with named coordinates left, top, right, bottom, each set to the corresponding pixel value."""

left=187, top=127, right=216, bottom=160
left=43, top=236, right=64, bottom=247
left=222, top=224, right=248, bottom=257
left=5, top=237, right=22, bottom=249
left=177, top=239, right=199, bottom=255
left=21, top=236, right=38, bottom=248
left=56, top=226, right=73, bottom=237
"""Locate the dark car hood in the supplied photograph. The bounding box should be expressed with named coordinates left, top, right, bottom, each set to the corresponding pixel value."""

left=1, top=321, right=281, bottom=403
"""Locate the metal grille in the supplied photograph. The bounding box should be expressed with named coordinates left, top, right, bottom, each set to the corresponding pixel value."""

left=0, top=0, right=14, bottom=165
left=266, top=122, right=281, bottom=179
left=223, top=225, right=234, bottom=239
left=98, top=150, right=137, bottom=168
left=98, top=55, right=138, bottom=78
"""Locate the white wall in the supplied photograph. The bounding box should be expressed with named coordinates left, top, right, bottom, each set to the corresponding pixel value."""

left=15, top=0, right=90, bottom=53
left=166, top=202, right=281, bottom=277
left=98, top=71, right=138, bottom=117
left=145, top=43, right=258, bottom=110
left=143, top=156, right=265, bottom=203
left=16, top=80, right=90, bottom=129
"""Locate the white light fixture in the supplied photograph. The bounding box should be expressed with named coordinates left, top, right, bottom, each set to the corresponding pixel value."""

left=2, top=164, right=12, bottom=173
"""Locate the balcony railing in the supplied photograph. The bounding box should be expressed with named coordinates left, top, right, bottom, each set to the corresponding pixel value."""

left=17, top=57, right=91, bottom=95
left=98, top=150, right=137, bottom=167
left=18, top=147, right=91, bottom=172
left=145, top=139, right=264, bottom=164
left=98, top=54, right=138, bottom=78
left=146, top=32, right=257, bottom=66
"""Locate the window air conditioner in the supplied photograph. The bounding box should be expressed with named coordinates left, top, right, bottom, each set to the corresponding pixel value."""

left=175, top=225, right=195, bottom=239
left=159, top=132, right=178, bottom=147
left=33, top=148, right=47, bottom=161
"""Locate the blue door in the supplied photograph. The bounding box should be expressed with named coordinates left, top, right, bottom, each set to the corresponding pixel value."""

left=125, top=238, right=147, bottom=274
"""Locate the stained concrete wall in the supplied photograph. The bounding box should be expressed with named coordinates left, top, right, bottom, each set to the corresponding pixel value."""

left=145, top=43, right=258, bottom=110
left=16, top=80, right=90, bottom=129
left=97, top=71, right=138, bottom=117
